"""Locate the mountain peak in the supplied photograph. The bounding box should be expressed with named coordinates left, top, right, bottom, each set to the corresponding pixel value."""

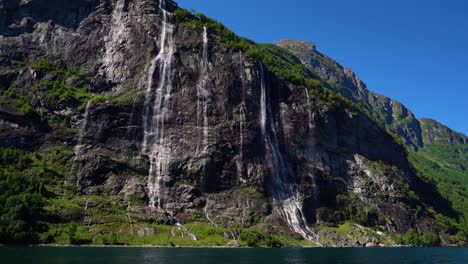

left=276, top=39, right=317, bottom=52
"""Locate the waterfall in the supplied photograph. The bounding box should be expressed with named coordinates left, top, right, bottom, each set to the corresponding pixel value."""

left=203, top=199, right=216, bottom=226
left=73, top=100, right=92, bottom=188
left=259, top=64, right=267, bottom=136
left=196, top=26, right=210, bottom=154
left=83, top=198, right=92, bottom=229
left=237, top=51, right=247, bottom=183
left=167, top=210, right=197, bottom=241
left=140, top=0, right=197, bottom=241
left=174, top=223, right=198, bottom=241
left=100, top=0, right=130, bottom=84
left=142, top=0, right=176, bottom=209
left=259, top=63, right=319, bottom=242
left=304, top=88, right=313, bottom=135
left=124, top=197, right=135, bottom=236
left=304, top=88, right=320, bottom=226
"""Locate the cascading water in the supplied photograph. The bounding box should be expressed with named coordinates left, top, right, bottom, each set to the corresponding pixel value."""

left=196, top=26, right=210, bottom=154
left=259, top=64, right=319, bottom=243
left=73, top=100, right=92, bottom=188
left=259, top=65, right=267, bottom=136
left=83, top=198, right=92, bottom=229
left=304, top=88, right=320, bottom=225
left=203, top=199, right=216, bottom=226
left=237, top=51, right=247, bottom=183
left=141, top=0, right=197, bottom=240
left=100, top=0, right=130, bottom=84
left=304, top=88, right=313, bottom=135
left=142, top=0, right=176, bottom=209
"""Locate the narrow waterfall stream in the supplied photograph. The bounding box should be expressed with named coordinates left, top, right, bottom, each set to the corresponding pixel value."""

left=73, top=100, right=92, bottom=188
left=259, top=64, right=320, bottom=243
left=142, top=0, right=196, bottom=241
left=100, top=0, right=130, bottom=84
left=196, top=26, right=210, bottom=154
left=304, top=88, right=320, bottom=224
left=304, top=88, right=313, bottom=135
left=142, top=0, right=176, bottom=209
left=237, top=51, right=247, bottom=183
left=83, top=198, right=92, bottom=230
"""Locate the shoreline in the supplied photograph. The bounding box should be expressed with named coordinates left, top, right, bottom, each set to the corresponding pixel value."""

left=1, top=244, right=462, bottom=249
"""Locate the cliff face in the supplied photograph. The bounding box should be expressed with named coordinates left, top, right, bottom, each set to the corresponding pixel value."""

left=0, top=0, right=457, bottom=246
left=419, top=118, right=467, bottom=146
left=276, top=40, right=423, bottom=150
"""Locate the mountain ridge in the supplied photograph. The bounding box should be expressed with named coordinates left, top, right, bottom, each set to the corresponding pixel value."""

left=275, top=39, right=467, bottom=148
left=0, top=0, right=465, bottom=247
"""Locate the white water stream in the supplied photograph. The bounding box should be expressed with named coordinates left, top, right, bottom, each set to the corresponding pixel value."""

left=73, top=100, right=92, bottom=188
left=101, top=0, right=130, bottom=84
left=259, top=64, right=320, bottom=243
left=141, top=0, right=196, bottom=241
left=196, top=26, right=210, bottom=154
left=142, top=0, right=176, bottom=209
left=237, top=51, right=247, bottom=183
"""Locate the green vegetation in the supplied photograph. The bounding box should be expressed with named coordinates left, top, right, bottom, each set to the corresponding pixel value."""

left=1, top=82, right=38, bottom=117
left=335, top=221, right=353, bottom=235
left=335, top=194, right=375, bottom=225
left=38, top=220, right=310, bottom=247
left=238, top=229, right=282, bottom=247
left=0, top=148, right=48, bottom=243
left=409, top=150, right=468, bottom=242
left=29, top=58, right=92, bottom=106
left=396, top=229, right=440, bottom=246
left=418, top=144, right=468, bottom=170
left=111, top=88, right=141, bottom=107
left=0, top=146, right=76, bottom=244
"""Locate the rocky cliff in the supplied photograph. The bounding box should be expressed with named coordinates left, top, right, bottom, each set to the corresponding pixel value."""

left=0, top=0, right=462, bottom=246
left=419, top=118, right=467, bottom=146
left=276, top=39, right=468, bottom=244
left=276, top=40, right=423, bottom=150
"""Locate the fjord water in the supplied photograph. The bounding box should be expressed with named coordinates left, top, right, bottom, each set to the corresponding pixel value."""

left=1, top=247, right=466, bottom=264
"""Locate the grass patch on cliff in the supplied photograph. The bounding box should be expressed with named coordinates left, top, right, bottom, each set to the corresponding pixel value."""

left=1, top=82, right=39, bottom=117
left=29, top=58, right=106, bottom=107
left=111, top=87, right=141, bottom=107
left=409, top=151, right=468, bottom=242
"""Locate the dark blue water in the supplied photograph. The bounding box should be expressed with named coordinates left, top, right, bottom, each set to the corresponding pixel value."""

left=0, top=246, right=467, bottom=264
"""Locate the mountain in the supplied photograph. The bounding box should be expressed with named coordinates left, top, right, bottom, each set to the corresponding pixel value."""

left=276, top=39, right=468, bottom=242
left=276, top=40, right=423, bottom=150
left=0, top=0, right=465, bottom=247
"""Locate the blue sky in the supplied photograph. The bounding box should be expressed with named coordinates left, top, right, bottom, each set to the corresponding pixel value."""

left=177, top=0, right=468, bottom=135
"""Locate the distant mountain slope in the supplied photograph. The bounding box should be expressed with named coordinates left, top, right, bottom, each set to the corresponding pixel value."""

left=277, top=39, right=468, bottom=240
left=276, top=40, right=423, bottom=150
